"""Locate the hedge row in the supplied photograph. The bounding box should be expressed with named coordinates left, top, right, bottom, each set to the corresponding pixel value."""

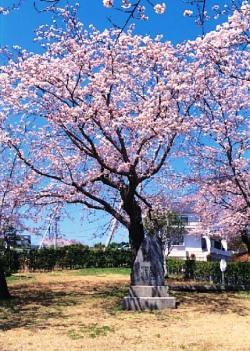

left=167, top=258, right=250, bottom=285
left=2, top=246, right=250, bottom=286
left=2, top=245, right=132, bottom=272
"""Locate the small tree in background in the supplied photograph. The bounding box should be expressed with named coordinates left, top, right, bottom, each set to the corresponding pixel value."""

left=144, top=211, right=185, bottom=275
left=0, top=150, right=37, bottom=299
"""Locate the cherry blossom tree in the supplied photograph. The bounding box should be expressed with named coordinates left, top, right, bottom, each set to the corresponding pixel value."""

left=1, top=16, right=192, bottom=257
left=0, top=3, right=249, bottom=288
left=0, top=151, right=28, bottom=299
left=184, top=3, right=250, bottom=247
left=192, top=105, right=249, bottom=250
left=0, top=144, right=42, bottom=299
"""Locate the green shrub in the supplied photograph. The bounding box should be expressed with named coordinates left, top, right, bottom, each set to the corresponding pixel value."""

left=0, top=249, right=20, bottom=274
left=5, top=246, right=249, bottom=286
left=5, top=244, right=132, bottom=272
left=166, top=258, right=250, bottom=285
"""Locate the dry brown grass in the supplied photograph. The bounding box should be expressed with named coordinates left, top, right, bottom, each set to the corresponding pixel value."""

left=1, top=271, right=250, bottom=351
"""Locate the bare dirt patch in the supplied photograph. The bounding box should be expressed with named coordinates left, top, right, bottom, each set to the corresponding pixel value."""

left=1, top=272, right=250, bottom=351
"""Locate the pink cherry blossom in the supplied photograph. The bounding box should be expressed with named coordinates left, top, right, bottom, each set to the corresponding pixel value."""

left=154, top=3, right=166, bottom=14
left=183, top=10, right=193, bottom=17
left=103, top=0, right=114, bottom=8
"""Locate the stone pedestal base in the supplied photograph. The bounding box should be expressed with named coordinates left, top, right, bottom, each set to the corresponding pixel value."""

left=122, top=286, right=176, bottom=311
left=123, top=296, right=176, bottom=310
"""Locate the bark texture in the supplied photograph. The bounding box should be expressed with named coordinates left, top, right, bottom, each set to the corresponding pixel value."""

left=0, top=266, right=11, bottom=300
left=123, top=196, right=145, bottom=260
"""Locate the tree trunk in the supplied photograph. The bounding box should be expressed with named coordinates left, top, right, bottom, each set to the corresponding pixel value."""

left=123, top=197, right=145, bottom=261
left=0, top=266, right=11, bottom=300
left=129, top=221, right=144, bottom=260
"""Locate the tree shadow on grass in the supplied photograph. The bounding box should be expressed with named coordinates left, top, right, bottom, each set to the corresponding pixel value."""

left=99, top=288, right=250, bottom=316
left=1, top=279, right=248, bottom=332
left=173, top=291, right=250, bottom=316
left=0, top=280, right=128, bottom=331
left=94, top=285, right=129, bottom=314
left=90, top=283, right=250, bottom=316
left=0, top=287, right=79, bottom=331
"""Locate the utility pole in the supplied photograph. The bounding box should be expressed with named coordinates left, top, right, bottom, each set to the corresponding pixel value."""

left=39, top=206, right=61, bottom=250
left=105, top=202, right=122, bottom=248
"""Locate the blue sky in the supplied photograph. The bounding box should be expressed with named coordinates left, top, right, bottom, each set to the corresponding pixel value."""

left=0, top=0, right=231, bottom=246
left=0, top=0, right=230, bottom=48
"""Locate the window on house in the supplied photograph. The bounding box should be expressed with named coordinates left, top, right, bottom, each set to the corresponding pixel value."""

left=212, top=239, right=222, bottom=250
left=180, top=216, right=189, bottom=225
left=201, top=237, right=207, bottom=251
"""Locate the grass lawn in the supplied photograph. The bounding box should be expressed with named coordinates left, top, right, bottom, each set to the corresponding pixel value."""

left=0, top=269, right=250, bottom=351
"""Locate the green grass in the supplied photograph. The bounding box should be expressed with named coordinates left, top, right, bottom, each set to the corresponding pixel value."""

left=72, top=267, right=130, bottom=276
left=67, top=324, right=115, bottom=340
left=238, top=291, right=250, bottom=298
left=6, top=274, right=34, bottom=283
left=5, top=268, right=130, bottom=283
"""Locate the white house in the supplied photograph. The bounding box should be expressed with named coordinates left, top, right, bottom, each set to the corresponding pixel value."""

left=166, top=213, right=232, bottom=261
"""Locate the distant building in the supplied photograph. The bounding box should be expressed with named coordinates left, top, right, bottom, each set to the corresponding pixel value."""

left=12, top=234, right=31, bottom=250
left=0, top=232, right=31, bottom=251
left=166, top=213, right=232, bottom=261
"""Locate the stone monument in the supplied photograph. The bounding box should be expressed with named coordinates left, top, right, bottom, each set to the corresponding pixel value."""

left=123, top=235, right=176, bottom=310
